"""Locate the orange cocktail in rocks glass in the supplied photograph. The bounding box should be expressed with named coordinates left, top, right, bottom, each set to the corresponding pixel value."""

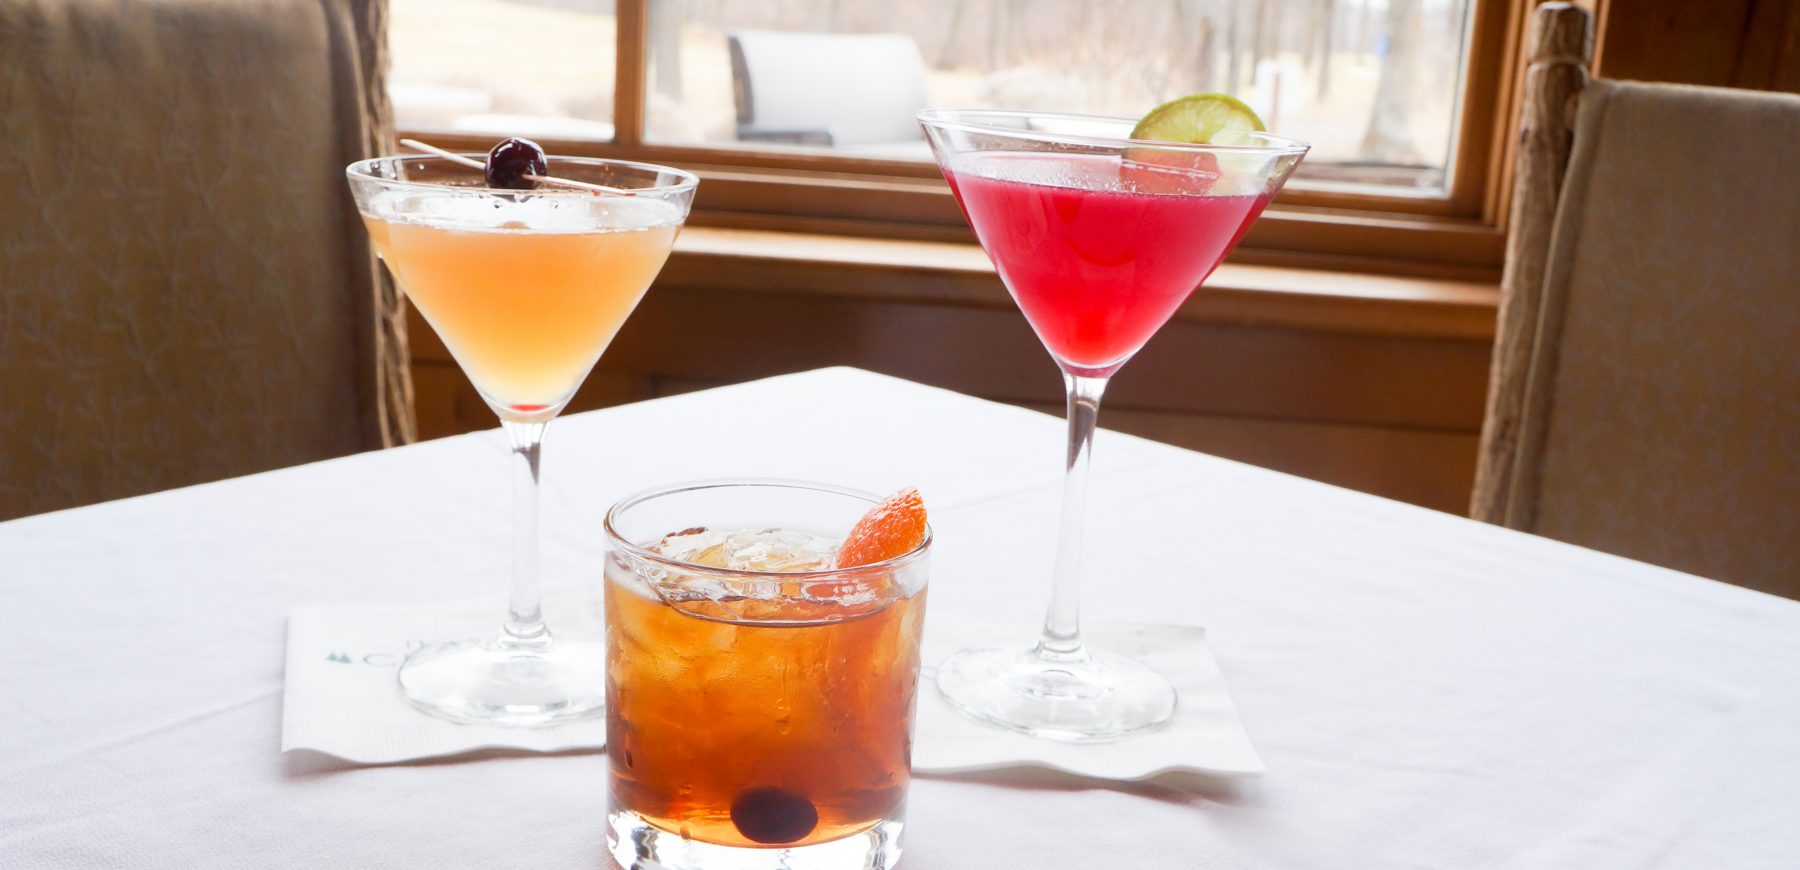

left=603, top=482, right=930, bottom=870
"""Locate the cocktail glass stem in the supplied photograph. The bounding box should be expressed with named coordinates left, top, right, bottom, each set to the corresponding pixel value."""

left=501, top=419, right=550, bottom=648
left=930, top=364, right=1172, bottom=741
left=1036, top=373, right=1107, bottom=663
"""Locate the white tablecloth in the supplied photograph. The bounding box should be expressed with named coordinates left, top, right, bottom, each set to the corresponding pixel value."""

left=3, top=368, right=1797, bottom=869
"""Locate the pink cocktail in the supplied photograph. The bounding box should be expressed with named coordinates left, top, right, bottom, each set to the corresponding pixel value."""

left=944, top=152, right=1273, bottom=372
left=921, top=110, right=1306, bottom=741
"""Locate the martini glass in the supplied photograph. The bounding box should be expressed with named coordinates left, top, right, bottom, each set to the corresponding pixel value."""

left=347, top=154, right=696, bottom=725
left=919, top=109, right=1306, bottom=741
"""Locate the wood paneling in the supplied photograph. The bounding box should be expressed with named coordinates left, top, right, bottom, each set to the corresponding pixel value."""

left=660, top=228, right=1500, bottom=339
left=1592, top=0, right=1800, bottom=92
left=407, top=249, right=1495, bottom=515
left=589, top=282, right=1490, bottom=427
left=1037, top=405, right=1480, bottom=514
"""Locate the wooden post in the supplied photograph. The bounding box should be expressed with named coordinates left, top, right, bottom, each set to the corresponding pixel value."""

left=1471, top=1, right=1591, bottom=524
left=614, top=0, right=649, bottom=147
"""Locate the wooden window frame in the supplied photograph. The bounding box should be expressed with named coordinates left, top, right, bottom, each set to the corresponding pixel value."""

left=416, top=0, right=1542, bottom=281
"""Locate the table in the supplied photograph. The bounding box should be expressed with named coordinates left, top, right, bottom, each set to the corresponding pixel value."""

left=4, top=368, right=1797, bottom=869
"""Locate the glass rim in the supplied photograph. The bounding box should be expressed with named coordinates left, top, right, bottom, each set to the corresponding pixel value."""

left=917, top=107, right=1311, bottom=156
left=345, top=153, right=701, bottom=197
left=603, top=477, right=934, bottom=578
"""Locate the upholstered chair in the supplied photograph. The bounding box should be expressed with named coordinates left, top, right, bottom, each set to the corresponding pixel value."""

left=0, top=0, right=415, bottom=521
left=1475, top=3, right=1799, bottom=598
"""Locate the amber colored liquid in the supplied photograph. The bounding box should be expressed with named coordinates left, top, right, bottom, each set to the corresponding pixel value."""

left=363, top=213, right=676, bottom=414
left=605, top=571, right=926, bottom=849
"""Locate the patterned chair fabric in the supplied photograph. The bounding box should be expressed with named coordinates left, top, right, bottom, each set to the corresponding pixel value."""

left=1476, top=78, right=1800, bottom=598
left=0, top=0, right=415, bottom=521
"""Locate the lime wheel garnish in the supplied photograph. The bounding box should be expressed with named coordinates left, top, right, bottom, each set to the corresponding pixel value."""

left=1125, top=93, right=1267, bottom=194
left=1131, top=93, right=1266, bottom=144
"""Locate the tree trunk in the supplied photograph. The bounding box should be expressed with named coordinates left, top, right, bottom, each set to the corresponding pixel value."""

left=1356, top=0, right=1371, bottom=58
left=1196, top=0, right=1216, bottom=89
left=1226, top=0, right=1242, bottom=94
left=988, top=0, right=1007, bottom=70
left=1250, top=0, right=1268, bottom=76
left=649, top=0, right=683, bottom=101
left=1359, top=0, right=1422, bottom=164
left=937, top=0, right=967, bottom=67
left=1318, top=0, right=1337, bottom=98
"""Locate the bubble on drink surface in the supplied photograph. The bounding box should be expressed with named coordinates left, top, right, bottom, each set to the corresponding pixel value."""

left=653, top=527, right=840, bottom=573
left=948, top=150, right=1250, bottom=197
left=365, top=188, right=684, bottom=234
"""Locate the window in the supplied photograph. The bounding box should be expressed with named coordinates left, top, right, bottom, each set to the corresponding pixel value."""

left=641, top=0, right=1475, bottom=196
left=390, top=0, right=1529, bottom=275
left=389, top=0, right=618, bottom=142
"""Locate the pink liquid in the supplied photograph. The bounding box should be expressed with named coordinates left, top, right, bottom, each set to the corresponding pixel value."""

left=944, top=153, right=1272, bottom=372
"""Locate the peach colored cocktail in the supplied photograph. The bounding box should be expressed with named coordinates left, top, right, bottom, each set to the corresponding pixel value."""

left=362, top=195, right=679, bottom=417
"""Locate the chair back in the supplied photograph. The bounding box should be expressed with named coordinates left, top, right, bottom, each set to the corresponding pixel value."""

left=0, top=0, right=415, bottom=521
left=728, top=30, right=928, bottom=146
left=1474, top=7, right=1800, bottom=596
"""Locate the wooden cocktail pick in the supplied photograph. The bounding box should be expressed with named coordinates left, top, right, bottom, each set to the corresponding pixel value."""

left=398, top=138, right=636, bottom=196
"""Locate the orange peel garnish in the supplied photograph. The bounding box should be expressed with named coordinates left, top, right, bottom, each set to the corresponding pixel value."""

left=836, top=487, right=928, bottom=569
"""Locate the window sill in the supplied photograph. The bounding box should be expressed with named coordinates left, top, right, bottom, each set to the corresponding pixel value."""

left=420, top=137, right=1512, bottom=279
left=661, top=227, right=1499, bottom=342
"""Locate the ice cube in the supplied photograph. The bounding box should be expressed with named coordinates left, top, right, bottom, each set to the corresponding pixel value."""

left=721, top=528, right=836, bottom=572
left=652, top=527, right=838, bottom=573
left=653, top=527, right=731, bottom=568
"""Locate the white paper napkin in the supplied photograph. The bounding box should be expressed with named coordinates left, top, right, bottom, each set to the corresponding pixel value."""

left=281, top=588, right=606, bottom=763
left=282, top=599, right=1265, bottom=779
left=913, top=617, right=1266, bottom=779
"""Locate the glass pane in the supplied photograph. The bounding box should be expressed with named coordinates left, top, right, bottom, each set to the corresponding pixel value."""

left=389, top=0, right=618, bottom=143
left=645, top=0, right=1474, bottom=193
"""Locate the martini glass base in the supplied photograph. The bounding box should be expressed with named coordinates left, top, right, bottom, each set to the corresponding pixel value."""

left=398, top=634, right=605, bottom=727
left=934, top=644, right=1177, bottom=743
